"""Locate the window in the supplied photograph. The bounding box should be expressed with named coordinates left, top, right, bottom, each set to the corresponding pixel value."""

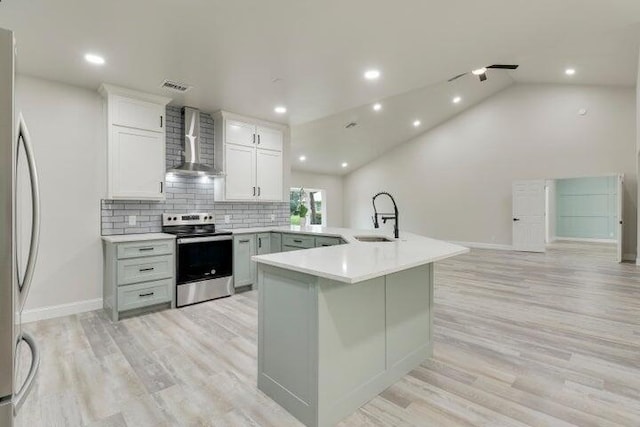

left=290, top=187, right=326, bottom=226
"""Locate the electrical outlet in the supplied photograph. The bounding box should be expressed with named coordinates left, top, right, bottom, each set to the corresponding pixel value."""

left=128, top=215, right=136, bottom=226
left=224, top=215, right=231, bottom=224
left=270, top=214, right=275, bottom=221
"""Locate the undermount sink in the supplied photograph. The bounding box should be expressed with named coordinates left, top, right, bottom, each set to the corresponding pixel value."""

left=354, top=235, right=394, bottom=242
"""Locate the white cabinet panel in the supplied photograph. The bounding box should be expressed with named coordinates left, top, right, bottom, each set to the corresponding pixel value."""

left=111, top=95, right=165, bottom=132
left=110, top=127, right=165, bottom=199
left=256, top=149, right=283, bottom=201
left=226, top=120, right=256, bottom=147
left=225, top=143, right=256, bottom=200
left=257, top=126, right=283, bottom=152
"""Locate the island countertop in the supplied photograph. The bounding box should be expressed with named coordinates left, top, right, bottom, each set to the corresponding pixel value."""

left=252, top=226, right=468, bottom=284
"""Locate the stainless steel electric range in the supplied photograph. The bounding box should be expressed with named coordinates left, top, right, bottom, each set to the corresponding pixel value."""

left=162, top=213, right=233, bottom=307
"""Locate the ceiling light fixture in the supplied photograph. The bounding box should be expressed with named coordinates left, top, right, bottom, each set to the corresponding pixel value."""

left=84, top=53, right=105, bottom=65
left=413, top=120, right=421, bottom=127
left=565, top=68, right=576, bottom=76
left=274, top=106, right=287, bottom=114
left=452, top=96, right=462, bottom=104
left=373, top=103, right=382, bottom=111
left=364, top=69, right=381, bottom=80
left=341, top=162, right=348, bottom=168
left=299, top=155, right=306, bottom=162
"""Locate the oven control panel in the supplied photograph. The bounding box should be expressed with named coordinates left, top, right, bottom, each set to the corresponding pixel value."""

left=162, top=213, right=215, bottom=226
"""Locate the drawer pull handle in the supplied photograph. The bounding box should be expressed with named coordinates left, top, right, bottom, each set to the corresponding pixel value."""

left=139, top=267, right=155, bottom=272
left=239, top=239, right=250, bottom=243
left=293, top=239, right=303, bottom=243
left=139, top=247, right=155, bottom=252
left=139, top=292, right=155, bottom=297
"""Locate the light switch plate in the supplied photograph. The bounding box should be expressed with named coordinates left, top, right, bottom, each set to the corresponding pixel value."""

left=270, top=214, right=275, bottom=221
left=128, top=215, right=136, bottom=226
left=225, top=215, right=231, bottom=224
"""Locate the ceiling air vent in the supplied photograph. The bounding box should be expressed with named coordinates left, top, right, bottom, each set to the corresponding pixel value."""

left=160, top=79, right=192, bottom=93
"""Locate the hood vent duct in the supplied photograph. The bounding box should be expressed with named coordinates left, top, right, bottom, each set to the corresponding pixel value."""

left=167, top=107, right=222, bottom=177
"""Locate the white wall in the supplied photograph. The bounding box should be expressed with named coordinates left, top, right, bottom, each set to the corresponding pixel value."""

left=16, top=75, right=105, bottom=316
left=344, top=84, right=637, bottom=256
left=637, top=51, right=640, bottom=263
left=291, top=170, right=344, bottom=227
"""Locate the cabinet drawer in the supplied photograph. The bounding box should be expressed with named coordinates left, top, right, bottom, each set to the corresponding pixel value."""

left=117, top=255, right=173, bottom=285
left=117, top=240, right=174, bottom=259
left=118, top=279, right=172, bottom=311
left=282, top=245, right=304, bottom=252
left=315, top=236, right=341, bottom=247
left=282, top=234, right=315, bottom=249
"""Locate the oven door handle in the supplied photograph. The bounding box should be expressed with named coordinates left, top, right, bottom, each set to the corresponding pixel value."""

left=177, top=235, right=233, bottom=244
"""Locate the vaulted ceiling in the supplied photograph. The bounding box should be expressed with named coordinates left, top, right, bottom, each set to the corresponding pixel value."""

left=1, top=0, right=639, bottom=174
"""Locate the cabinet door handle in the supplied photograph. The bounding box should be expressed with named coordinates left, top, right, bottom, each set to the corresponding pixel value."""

left=160, top=182, right=164, bottom=193
left=258, top=134, right=261, bottom=145
left=139, top=292, right=155, bottom=297
left=257, top=187, right=261, bottom=196
left=138, top=247, right=154, bottom=252
left=253, top=186, right=256, bottom=196
left=253, top=134, right=256, bottom=144
left=239, top=239, right=250, bottom=243
left=139, top=267, right=155, bottom=272
left=293, top=239, right=303, bottom=243
left=258, top=238, right=262, bottom=249
left=160, top=116, right=163, bottom=128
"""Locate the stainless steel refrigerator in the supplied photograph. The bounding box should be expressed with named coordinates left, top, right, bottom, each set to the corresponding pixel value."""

left=0, top=27, right=40, bottom=427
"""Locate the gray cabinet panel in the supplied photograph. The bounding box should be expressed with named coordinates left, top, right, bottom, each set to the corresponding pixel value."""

left=116, top=239, right=173, bottom=259
left=117, top=279, right=172, bottom=311
left=282, top=234, right=315, bottom=249
left=117, top=255, right=173, bottom=286
left=270, top=232, right=282, bottom=253
left=315, top=236, right=341, bottom=247
left=256, top=233, right=271, bottom=255
left=233, top=234, right=256, bottom=288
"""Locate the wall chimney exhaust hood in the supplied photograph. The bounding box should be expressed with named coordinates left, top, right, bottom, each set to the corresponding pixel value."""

left=167, top=107, right=222, bottom=176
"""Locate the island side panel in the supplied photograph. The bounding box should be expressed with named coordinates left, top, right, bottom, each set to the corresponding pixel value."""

left=316, top=264, right=433, bottom=427
left=386, top=263, right=433, bottom=369
left=317, top=276, right=387, bottom=427
left=257, top=264, right=319, bottom=427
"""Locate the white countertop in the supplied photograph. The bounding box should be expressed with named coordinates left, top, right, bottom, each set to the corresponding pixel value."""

left=101, top=233, right=176, bottom=243
left=251, top=226, right=469, bottom=284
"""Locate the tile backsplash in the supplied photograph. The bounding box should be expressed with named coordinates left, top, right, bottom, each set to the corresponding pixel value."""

left=101, top=106, right=290, bottom=235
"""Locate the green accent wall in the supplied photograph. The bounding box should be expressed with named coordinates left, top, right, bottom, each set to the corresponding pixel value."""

left=556, top=176, right=617, bottom=240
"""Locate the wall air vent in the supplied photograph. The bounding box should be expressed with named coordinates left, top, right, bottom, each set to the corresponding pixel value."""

left=160, top=79, right=192, bottom=93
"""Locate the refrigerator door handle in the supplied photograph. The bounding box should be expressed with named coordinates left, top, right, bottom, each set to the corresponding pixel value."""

left=16, top=113, right=40, bottom=312
left=12, top=331, right=40, bottom=415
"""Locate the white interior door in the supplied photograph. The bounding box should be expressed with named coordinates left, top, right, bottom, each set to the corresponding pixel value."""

left=616, top=174, right=624, bottom=263
left=512, top=180, right=546, bottom=252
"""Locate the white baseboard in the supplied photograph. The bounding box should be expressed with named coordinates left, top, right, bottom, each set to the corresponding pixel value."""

left=448, top=241, right=513, bottom=251
left=22, top=298, right=103, bottom=323
left=554, top=237, right=617, bottom=244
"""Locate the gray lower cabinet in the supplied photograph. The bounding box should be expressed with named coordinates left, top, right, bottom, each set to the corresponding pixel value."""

left=103, top=238, right=175, bottom=321
left=257, top=233, right=271, bottom=255
left=270, top=232, right=282, bottom=253
left=315, top=236, right=341, bottom=247
left=233, top=234, right=256, bottom=288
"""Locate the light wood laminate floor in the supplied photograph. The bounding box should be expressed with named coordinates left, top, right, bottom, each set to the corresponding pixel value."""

left=16, top=243, right=640, bottom=426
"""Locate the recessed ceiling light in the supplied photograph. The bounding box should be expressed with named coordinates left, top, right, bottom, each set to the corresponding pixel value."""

left=413, top=120, right=421, bottom=127
left=372, top=103, right=382, bottom=111
left=341, top=162, right=349, bottom=168
left=299, top=155, right=306, bottom=162
left=565, top=68, right=576, bottom=76
left=471, top=67, right=487, bottom=76
left=84, top=53, right=105, bottom=65
left=364, top=69, right=381, bottom=80
left=274, top=106, right=287, bottom=114
left=452, top=96, right=462, bottom=104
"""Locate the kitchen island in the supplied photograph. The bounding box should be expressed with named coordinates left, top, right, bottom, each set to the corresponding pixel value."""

left=252, top=227, right=468, bottom=427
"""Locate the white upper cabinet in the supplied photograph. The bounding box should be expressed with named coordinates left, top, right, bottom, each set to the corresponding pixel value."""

left=256, top=149, right=283, bottom=201
left=214, top=111, right=287, bottom=202
left=226, top=120, right=257, bottom=147
left=100, top=84, right=171, bottom=201
left=111, top=95, right=165, bottom=132
left=256, top=126, right=283, bottom=152
left=225, top=143, right=256, bottom=200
